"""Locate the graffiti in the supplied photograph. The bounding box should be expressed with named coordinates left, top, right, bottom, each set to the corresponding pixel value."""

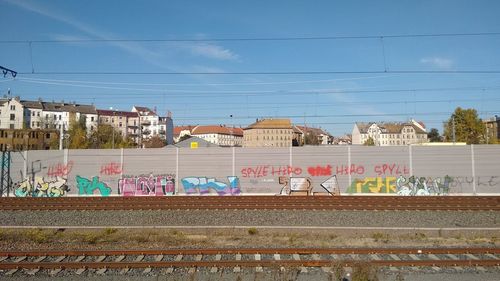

left=347, top=175, right=452, bottom=195
left=307, top=165, right=332, bottom=177
left=320, top=176, right=340, bottom=195
left=374, top=164, right=410, bottom=176
left=347, top=177, right=397, bottom=194
left=396, top=175, right=451, bottom=196
left=47, top=161, right=73, bottom=177
left=100, top=162, right=122, bottom=176
left=181, top=176, right=240, bottom=195
left=450, top=176, right=500, bottom=189
left=76, top=176, right=112, bottom=196
left=279, top=176, right=313, bottom=195
left=477, top=176, right=500, bottom=187
left=335, top=164, right=365, bottom=175
left=241, top=165, right=302, bottom=178
left=14, top=177, right=68, bottom=197
left=118, top=174, right=175, bottom=196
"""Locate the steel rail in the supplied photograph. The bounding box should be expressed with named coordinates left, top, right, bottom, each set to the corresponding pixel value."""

left=0, top=259, right=499, bottom=270
left=1, top=247, right=498, bottom=257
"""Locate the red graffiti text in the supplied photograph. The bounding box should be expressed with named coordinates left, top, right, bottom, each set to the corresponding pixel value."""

left=335, top=164, right=365, bottom=175
left=307, top=165, right=332, bottom=176
left=374, top=164, right=410, bottom=176
left=100, top=162, right=122, bottom=176
left=241, top=165, right=302, bottom=178
left=47, top=161, right=73, bottom=177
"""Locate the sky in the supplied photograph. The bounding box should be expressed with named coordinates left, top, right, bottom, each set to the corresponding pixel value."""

left=1, top=0, right=499, bottom=136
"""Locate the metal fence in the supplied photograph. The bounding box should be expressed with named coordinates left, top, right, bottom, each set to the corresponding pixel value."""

left=6, top=145, right=500, bottom=197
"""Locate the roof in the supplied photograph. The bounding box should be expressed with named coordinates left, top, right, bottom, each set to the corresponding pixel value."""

left=20, top=100, right=43, bottom=109
left=355, top=122, right=371, bottom=134
left=296, top=125, right=329, bottom=136
left=192, top=125, right=243, bottom=136
left=244, top=119, right=292, bottom=130
left=175, top=136, right=220, bottom=147
left=174, top=125, right=196, bottom=136
left=40, top=102, right=97, bottom=114
left=356, top=122, right=427, bottom=134
left=133, top=106, right=157, bottom=116
left=97, top=109, right=139, bottom=118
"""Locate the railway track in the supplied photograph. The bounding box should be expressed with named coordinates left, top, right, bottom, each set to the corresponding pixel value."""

left=0, top=196, right=499, bottom=211
left=0, top=247, right=498, bottom=276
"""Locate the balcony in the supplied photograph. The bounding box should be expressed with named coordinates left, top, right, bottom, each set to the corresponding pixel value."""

left=141, top=120, right=151, bottom=126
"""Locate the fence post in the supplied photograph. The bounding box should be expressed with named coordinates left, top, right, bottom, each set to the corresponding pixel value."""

left=348, top=146, right=351, bottom=189
left=409, top=145, right=413, bottom=175
left=471, top=144, right=476, bottom=195
left=175, top=147, right=179, bottom=195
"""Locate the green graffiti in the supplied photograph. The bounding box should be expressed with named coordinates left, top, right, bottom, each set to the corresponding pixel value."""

left=76, top=175, right=112, bottom=196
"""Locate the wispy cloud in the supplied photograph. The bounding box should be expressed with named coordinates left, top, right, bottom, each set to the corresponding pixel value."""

left=4, top=0, right=164, bottom=67
left=420, top=57, right=454, bottom=69
left=187, top=43, right=239, bottom=61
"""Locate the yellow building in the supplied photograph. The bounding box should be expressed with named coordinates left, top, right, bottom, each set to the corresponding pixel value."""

left=243, top=119, right=293, bottom=147
left=0, top=129, right=59, bottom=151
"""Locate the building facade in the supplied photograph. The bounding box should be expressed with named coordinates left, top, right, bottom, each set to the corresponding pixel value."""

left=191, top=125, right=243, bottom=147
left=352, top=120, right=428, bottom=146
left=243, top=119, right=293, bottom=147
left=295, top=126, right=332, bottom=145
left=483, top=115, right=500, bottom=142
left=0, top=97, right=24, bottom=129
left=132, top=106, right=160, bottom=144
left=0, top=129, right=59, bottom=151
left=97, top=109, right=140, bottom=144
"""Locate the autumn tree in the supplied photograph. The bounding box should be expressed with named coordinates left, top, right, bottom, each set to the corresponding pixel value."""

left=444, top=107, right=486, bottom=144
left=89, top=124, right=136, bottom=149
left=143, top=135, right=167, bottom=148
left=304, top=131, right=320, bottom=145
left=66, top=115, right=89, bottom=149
left=427, top=128, right=442, bottom=142
left=364, top=137, right=375, bottom=146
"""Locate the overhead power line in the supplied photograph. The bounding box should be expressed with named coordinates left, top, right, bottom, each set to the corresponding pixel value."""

left=2, top=32, right=500, bottom=43
left=16, top=70, right=500, bottom=75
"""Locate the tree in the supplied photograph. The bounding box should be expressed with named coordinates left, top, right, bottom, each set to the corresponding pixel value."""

left=427, top=128, right=442, bottom=142
left=444, top=107, right=486, bottom=144
left=364, top=137, right=375, bottom=146
left=304, top=132, right=320, bottom=145
left=143, top=135, right=166, bottom=148
left=89, top=124, right=135, bottom=149
left=66, top=115, right=89, bottom=149
left=177, top=134, right=192, bottom=143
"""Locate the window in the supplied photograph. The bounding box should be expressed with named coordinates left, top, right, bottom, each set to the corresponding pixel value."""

left=91, top=116, right=95, bottom=122
left=119, top=122, right=122, bottom=127
left=10, top=105, right=15, bottom=110
left=37, top=112, right=40, bottom=117
left=58, top=115, right=62, bottom=120
left=10, top=114, right=15, bottom=121
left=32, top=121, right=35, bottom=127
left=37, top=122, right=40, bottom=127
left=10, top=124, right=14, bottom=129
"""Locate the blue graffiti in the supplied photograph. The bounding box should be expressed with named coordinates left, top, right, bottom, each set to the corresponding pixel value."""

left=181, top=176, right=241, bottom=195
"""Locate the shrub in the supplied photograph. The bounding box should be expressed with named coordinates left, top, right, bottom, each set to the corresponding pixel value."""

left=248, top=228, right=258, bottom=235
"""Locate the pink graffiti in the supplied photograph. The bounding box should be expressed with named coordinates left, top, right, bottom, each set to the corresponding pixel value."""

left=307, top=165, right=332, bottom=177
left=47, top=161, right=73, bottom=177
left=118, top=174, right=175, bottom=196
left=100, top=162, right=122, bottom=175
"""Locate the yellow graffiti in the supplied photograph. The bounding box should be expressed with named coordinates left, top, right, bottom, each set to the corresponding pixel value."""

left=354, top=177, right=397, bottom=193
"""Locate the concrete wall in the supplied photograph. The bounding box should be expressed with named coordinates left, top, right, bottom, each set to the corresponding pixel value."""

left=6, top=145, right=500, bottom=197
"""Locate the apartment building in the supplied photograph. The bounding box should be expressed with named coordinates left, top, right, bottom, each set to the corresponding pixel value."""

left=191, top=125, right=243, bottom=147
left=159, top=114, right=174, bottom=145
left=483, top=115, right=500, bottom=142
left=0, top=97, right=24, bottom=129
left=295, top=126, right=332, bottom=145
left=97, top=109, right=140, bottom=144
left=352, top=120, right=428, bottom=146
left=0, top=129, right=59, bottom=151
left=243, top=119, right=293, bottom=147
left=21, top=100, right=98, bottom=133
left=132, top=106, right=160, bottom=142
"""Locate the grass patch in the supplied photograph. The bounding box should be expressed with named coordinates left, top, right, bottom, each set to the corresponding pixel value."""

left=371, top=232, right=390, bottom=243
left=24, top=228, right=53, bottom=244
left=247, top=228, right=258, bottom=235
left=351, top=261, right=379, bottom=281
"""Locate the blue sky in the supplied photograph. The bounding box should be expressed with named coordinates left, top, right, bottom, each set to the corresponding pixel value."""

left=1, top=0, right=499, bottom=136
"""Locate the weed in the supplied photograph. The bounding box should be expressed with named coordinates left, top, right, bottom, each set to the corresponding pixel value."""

left=25, top=228, right=52, bottom=244
left=414, top=232, right=426, bottom=240
left=248, top=228, right=258, bottom=235
left=351, top=261, right=379, bottom=281
left=331, top=261, right=346, bottom=281
left=329, top=233, right=338, bottom=240
left=371, top=232, right=389, bottom=243
left=104, top=228, right=118, bottom=236
left=82, top=233, right=102, bottom=244
left=438, top=228, right=443, bottom=237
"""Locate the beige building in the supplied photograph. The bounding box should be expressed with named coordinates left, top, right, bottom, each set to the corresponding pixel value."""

left=352, top=120, right=428, bottom=146
left=97, top=109, right=140, bottom=144
left=0, top=97, right=24, bottom=129
left=173, top=125, right=243, bottom=146
left=243, top=119, right=293, bottom=147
